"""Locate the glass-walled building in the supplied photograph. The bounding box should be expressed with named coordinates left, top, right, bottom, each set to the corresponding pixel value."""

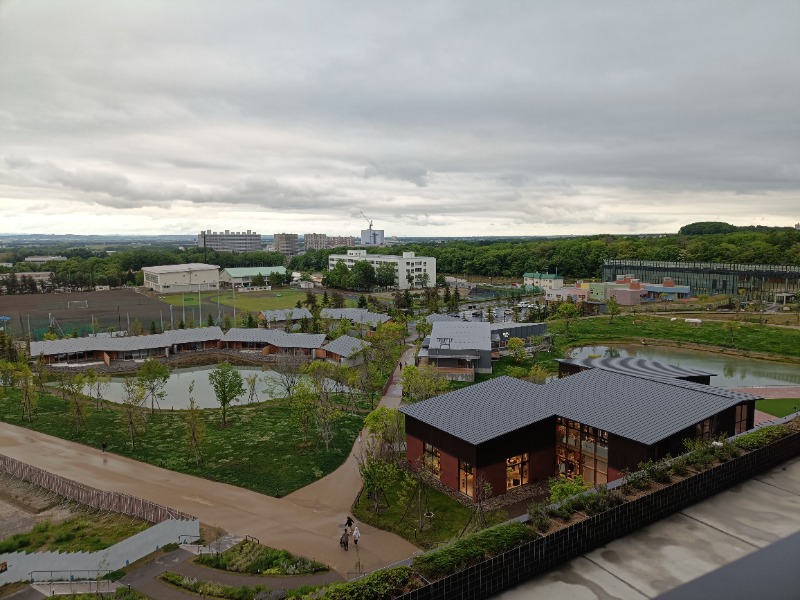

left=602, top=260, right=800, bottom=299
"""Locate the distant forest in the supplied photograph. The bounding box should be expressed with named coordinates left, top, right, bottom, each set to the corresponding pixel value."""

left=1, top=222, right=799, bottom=289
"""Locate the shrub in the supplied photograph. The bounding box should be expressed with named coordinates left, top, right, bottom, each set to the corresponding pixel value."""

left=711, top=438, right=741, bottom=462
left=620, top=469, right=651, bottom=494
left=412, top=522, right=535, bottom=580
left=546, top=503, right=574, bottom=521
left=195, top=540, right=326, bottom=575
left=549, top=476, right=589, bottom=503
left=160, top=571, right=268, bottom=600
left=735, top=425, right=791, bottom=450
left=670, top=456, right=690, bottom=476
left=0, top=533, right=31, bottom=553
left=639, top=458, right=672, bottom=484
left=684, top=438, right=716, bottom=470
left=319, top=566, right=414, bottom=600
left=527, top=502, right=552, bottom=533
left=582, top=487, right=626, bottom=516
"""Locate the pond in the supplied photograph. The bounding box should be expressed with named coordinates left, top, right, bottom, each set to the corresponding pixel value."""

left=88, top=365, right=351, bottom=409
left=568, top=344, right=800, bottom=388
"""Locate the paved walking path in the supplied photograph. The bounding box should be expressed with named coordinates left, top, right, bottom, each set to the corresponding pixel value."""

left=0, top=347, right=421, bottom=581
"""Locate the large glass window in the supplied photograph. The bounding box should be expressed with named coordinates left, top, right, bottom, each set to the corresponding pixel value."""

left=506, top=454, right=529, bottom=490
left=423, top=442, right=441, bottom=478
left=735, top=405, right=748, bottom=434
left=555, top=417, right=608, bottom=485
left=459, top=461, right=474, bottom=498
left=695, top=417, right=715, bottom=441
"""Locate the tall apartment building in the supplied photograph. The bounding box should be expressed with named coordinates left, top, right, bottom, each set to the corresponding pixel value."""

left=196, top=230, right=262, bottom=252
left=328, top=250, right=436, bottom=289
left=304, top=233, right=328, bottom=251
left=273, top=233, right=300, bottom=256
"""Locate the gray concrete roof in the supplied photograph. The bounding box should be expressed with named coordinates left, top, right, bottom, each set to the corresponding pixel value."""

left=30, top=327, right=224, bottom=356
left=400, top=370, right=762, bottom=446
left=321, top=335, right=370, bottom=358
left=141, top=263, right=219, bottom=273
left=400, top=376, right=556, bottom=445
left=427, top=321, right=492, bottom=351
left=222, top=328, right=326, bottom=349
left=547, top=369, right=759, bottom=445
left=426, top=313, right=462, bottom=323
left=260, top=308, right=312, bottom=321
left=557, top=356, right=715, bottom=379
left=320, top=308, right=390, bottom=327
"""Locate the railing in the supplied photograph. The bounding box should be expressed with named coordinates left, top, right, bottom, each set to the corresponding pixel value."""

left=29, top=569, right=112, bottom=582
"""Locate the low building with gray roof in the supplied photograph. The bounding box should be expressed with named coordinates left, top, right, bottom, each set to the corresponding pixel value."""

left=320, top=308, right=391, bottom=328
left=321, top=335, right=370, bottom=366
left=399, top=369, right=760, bottom=500
left=556, top=356, right=715, bottom=385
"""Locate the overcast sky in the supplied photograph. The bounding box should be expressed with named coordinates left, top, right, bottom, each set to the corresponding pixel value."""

left=1, top=1, right=798, bottom=238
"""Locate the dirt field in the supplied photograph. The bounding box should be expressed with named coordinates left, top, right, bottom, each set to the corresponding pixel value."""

left=0, top=476, right=76, bottom=541
left=0, top=288, right=238, bottom=340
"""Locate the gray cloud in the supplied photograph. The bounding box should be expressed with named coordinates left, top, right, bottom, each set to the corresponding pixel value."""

left=0, top=1, right=798, bottom=236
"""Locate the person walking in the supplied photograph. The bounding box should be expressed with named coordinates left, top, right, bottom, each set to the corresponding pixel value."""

left=340, top=529, right=348, bottom=550
left=342, top=528, right=349, bottom=551
left=345, top=516, right=354, bottom=528
left=352, top=526, right=360, bottom=547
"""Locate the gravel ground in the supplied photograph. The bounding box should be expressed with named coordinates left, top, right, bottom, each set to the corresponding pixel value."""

left=0, top=476, right=77, bottom=541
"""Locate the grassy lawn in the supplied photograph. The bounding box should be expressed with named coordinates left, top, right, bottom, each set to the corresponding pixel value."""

left=158, top=289, right=308, bottom=312
left=0, top=513, right=149, bottom=553
left=756, top=398, right=800, bottom=418
left=352, top=475, right=507, bottom=550
left=548, top=315, right=800, bottom=360
left=0, top=392, right=364, bottom=498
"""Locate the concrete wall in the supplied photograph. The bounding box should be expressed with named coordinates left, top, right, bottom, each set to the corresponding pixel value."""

left=0, top=519, right=199, bottom=585
left=396, top=423, right=800, bottom=600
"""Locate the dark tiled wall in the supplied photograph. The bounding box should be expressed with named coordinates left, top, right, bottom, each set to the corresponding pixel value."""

left=397, top=430, right=800, bottom=600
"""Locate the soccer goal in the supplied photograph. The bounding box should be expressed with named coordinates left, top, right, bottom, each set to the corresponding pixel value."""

left=66, top=300, right=89, bottom=309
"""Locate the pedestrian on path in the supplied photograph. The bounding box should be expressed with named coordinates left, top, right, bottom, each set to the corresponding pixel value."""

left=340, top=528, right=349, bottom=551
left=345, top=516, right=354, bottom=528
left=399, top=361, right=403, bottom=370
left=353, top=527, right=360, bottom=546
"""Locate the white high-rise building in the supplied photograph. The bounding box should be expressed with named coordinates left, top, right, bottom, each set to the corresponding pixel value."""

left=328, top=250, right=435, bottom=289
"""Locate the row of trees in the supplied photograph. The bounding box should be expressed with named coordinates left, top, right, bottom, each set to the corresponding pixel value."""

left=4, top=222, right=800, bottom=295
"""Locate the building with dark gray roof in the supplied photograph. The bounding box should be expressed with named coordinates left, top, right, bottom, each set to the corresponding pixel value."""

left=416, top=321, right=547, bottom=382
left=321, top=335, right=370, bottom=366
left=399, top=370, right=759, bottom=500
left=556, top=356, right=715, bottom=385
left=31, top=327, right=224, bottom=364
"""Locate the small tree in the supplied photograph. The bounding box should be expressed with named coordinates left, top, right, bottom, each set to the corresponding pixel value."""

left=605, top=296, right=621, bottom=323
left=506, top=337, right=527, bottom=364
left=137, top=359, right=170, bottom=414
left=208, top=362, right=244, bottom=426
left=244, top=373, right=260, bottom=404
left=131, top=319, right=145, bottom=336
left=554, top=301, right=579, bottom=332
left=401, top=364, right=448, bottom=403
left=119, top=377, right=147, bottom=449
left=290, top=380, right=317, bottom=444
left=63, top=373, right=88, bottom=434
left=184, top=381, right=205, bottom=466
left=207, top=313, right=215, bottom=327
left=16, top=365, right=38, bottom=422
left=267, top=350, right=309, bottom=399
left=528, top=364, right=549, bottom=384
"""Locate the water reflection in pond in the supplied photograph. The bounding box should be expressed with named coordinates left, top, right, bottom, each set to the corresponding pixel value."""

left=94, top=365, right=351, bottom=409
left=569, top=345, right=800, bottom=388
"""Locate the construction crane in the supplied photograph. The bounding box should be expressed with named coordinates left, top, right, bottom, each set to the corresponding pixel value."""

left=360, top=211, right=379, bottom=245
left=360, top=211, right=373, bottom=231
